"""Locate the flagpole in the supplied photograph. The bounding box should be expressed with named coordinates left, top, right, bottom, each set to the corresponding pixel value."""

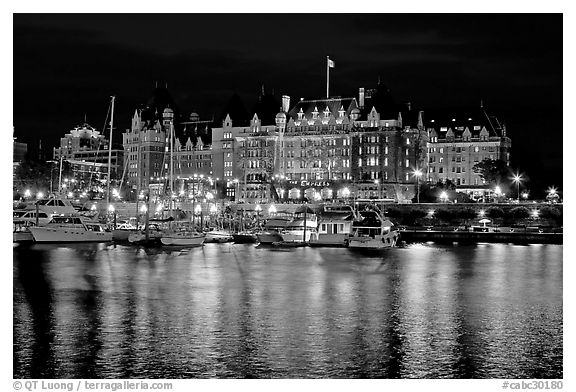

left=326, top=56, right=330, bottom=98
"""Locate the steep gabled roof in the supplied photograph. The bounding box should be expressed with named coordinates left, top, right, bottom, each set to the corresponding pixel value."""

left=422, top=107, right=505, bottom=138
left=288, top=97, right=358, bottom=122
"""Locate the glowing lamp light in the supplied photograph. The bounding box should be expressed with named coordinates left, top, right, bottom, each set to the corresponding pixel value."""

left=108, top=204, right=115, bottom=213
left=112, top=188, right=119, bottom=197
left=532, top=210, right=539, bottom=218
left=440, top=191, right=448, bottom=202
left=268, top=204, right=277, bottom=214
left=206, top=192, right=214, bottom=200
left=255, top=204, right=262, bottom=212
left=36, top=192, right=44, bottom=199
left=428, top=210, right=435, bottom=216
left=314, top=192, right=322, bottom=201
left=24, top=189, right=31, bottom=197
left=91, top=204, right=97, bottom=211
left=479, top=209, right=485, bottom=217
left=342, top=187, right=350, bottom=198
left=210, top=204, right=217, bottom=214
left=67, top=192, right=73, bottom=198
left=194, top=204, right=202, bottom=214
left=140, top=204, right=147, bottom=213
left=494, top=186, right=502, bottom=195
left=156, top=204, right=163, bottom=213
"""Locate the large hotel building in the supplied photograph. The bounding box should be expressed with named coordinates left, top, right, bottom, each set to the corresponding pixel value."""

left=119, top=83, right=511, bottom=203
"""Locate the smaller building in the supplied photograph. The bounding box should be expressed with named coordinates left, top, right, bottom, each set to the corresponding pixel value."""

left=423, top=107, right=512, bottom=200
left=53, top=123, right=124, bottom=188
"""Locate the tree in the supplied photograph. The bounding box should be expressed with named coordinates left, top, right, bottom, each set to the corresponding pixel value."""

left=508, top=206, right=530, bottom=220
left=473, top=159, right=511, bottom=186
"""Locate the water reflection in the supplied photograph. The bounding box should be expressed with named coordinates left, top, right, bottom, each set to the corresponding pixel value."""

left=13, top=243, right=562, bottom=378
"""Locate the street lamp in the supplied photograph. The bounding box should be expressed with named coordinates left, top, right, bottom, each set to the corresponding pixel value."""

left=439, top=191, right=448, bottom=203
left=512, top=173, right=523, bottom=203
left=268, top=204, right=277, bottom=215
left=413, top=169, right=422, bottom=203
left=494, top=185, right=502, bottom=203
left=108, top=204, right=116, bottom=229
left=342, top=187, right=350, bottom=199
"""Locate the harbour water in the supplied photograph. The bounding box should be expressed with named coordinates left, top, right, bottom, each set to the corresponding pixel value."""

left=13, top=242, right=562, bottom=379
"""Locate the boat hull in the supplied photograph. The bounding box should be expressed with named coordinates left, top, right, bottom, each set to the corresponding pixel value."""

left=160, top=235, right=205, bottom=246
left=280, top=230, right=317, bottom=243
left=13, top=231, right=34, bottom=243
left=348, top=232, right=399, bottom=249
left=112, top=229, right=138, bottom=241
left=232, top=233, right=258, bottom=243
left=204, top=232, right=234, bottom=244
left=309, top=233, right=350, bottom=247
left=257, top=232, right=283, bottom=244
left=29, top=227, right=112, bottom=243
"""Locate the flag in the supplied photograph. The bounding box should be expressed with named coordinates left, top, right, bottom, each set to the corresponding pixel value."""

left=328, top=58, right=335, bottom=68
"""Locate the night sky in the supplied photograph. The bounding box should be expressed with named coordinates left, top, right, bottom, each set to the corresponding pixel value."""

left=13, top=13, right=563, bottom=197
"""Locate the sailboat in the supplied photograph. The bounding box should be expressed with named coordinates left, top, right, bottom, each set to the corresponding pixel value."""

left=159, top=114, right=205, bottom=247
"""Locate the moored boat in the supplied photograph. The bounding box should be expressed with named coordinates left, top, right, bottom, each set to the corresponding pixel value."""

left=232, top=231, right=259, bottom=243
left=160, top=230, right=205, bottom=246
left=111, top=221, right=139, bottom=241
left=257, top=214, right=291, bottom=244
left=348, top=210, right=399, bottom=249
left=29, top=216, right=112, bottom=243
left=204, top=228, right=233, bottom=243
left=279, top=205, right=318, bottom=243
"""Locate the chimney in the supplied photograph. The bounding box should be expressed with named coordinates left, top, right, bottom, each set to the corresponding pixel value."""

left=282, top=95, right=290, bottom=113
left=359, top=88, right=365, bottom=109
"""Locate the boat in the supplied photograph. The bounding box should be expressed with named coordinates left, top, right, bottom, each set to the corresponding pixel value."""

left=310, top=204, right=356, bottom=247
left=28, top=215, right=112, bottom=243
left=204, top=228, right=233, bottom=243
left=111, top=221, right=139, bottom=241
left=128, top=223, right=165, bottom=245
left=232, top=231, right=259, bottom=243
left=24, top=195, right=78, bottom=217
left=160, top=230, right=205, bottom=246
left=13, top=220, right=35, bottom=243
left=279, top=205, right=318, bottom=243
left=348, top=210, right=399, bottom=249
left=256, top=213, right=292, bottom=244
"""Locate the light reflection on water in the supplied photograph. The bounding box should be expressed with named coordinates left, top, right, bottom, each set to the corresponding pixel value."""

left=13, top=242, right=562, bottom=378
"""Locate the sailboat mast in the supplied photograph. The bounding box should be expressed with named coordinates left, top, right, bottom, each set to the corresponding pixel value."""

left=58, top=154, right=63, bottom=194
left=170, top=121, right=174, bottom=213
left=106, top=96, right=115, bottom=205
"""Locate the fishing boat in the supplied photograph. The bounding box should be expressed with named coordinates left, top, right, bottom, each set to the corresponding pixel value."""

left=310, top=204, right=356, bottom=247
left=29, top=215, right=112, bottom=243
left=348, top=210, right=399, bottom=249
left=279, top=205, right=318, bottom=243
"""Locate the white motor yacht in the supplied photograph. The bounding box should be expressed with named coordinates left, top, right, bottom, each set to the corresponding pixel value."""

left=29, top=216, right=112, bottom=243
